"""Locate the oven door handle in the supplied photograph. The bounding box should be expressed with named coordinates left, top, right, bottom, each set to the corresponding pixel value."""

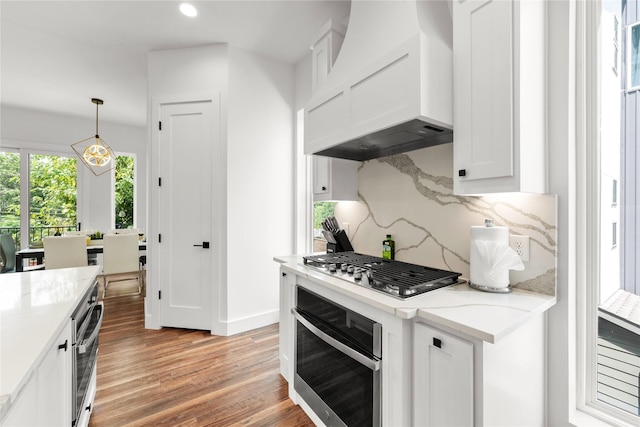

left=292, top=308, right=380, bottom=371
left=78, top=302, right=104, bottom=354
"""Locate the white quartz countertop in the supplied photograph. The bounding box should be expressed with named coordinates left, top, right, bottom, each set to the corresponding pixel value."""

left=0, top=266, right=100, bottom=419
left=275, top=255, right=556, bottom=344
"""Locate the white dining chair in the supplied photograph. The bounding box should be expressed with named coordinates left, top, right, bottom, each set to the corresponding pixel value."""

left=102, top=233, right=141, bottom=298
left=43, top=236, right=88, bottom=269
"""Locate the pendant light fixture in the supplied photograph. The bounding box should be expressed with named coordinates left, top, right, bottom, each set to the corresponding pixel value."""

left=71, top=98, right=115, bottom=176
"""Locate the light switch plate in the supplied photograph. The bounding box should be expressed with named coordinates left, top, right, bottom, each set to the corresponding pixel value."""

left=509, top=234, right=530, bottom=262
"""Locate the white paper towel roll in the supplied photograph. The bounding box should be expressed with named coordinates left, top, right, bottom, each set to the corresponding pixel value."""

left=470, top=224, right=510, bottom=288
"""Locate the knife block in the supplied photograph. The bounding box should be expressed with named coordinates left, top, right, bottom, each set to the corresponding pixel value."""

left=326, top=230, right=354, bottom=253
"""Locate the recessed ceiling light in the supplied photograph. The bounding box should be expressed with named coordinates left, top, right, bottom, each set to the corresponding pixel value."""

left=179, top=3, right=198, bottom=18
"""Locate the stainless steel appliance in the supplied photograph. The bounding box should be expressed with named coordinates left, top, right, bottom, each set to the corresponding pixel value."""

left=292, top=286, right=382, bottom=427
left=71, top=280, right=103, bottom=426
left=303, top=252, right=462, bottom=299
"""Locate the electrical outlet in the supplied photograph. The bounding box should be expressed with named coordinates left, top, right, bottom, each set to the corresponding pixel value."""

left=509, top=234, right=530, bottom=262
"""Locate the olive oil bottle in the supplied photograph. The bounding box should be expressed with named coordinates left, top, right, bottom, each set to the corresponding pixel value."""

left=382, top=234, right=395, bottom=260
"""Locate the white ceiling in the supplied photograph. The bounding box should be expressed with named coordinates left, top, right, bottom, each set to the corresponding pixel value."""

left=0, top=0, right=351, bottom=127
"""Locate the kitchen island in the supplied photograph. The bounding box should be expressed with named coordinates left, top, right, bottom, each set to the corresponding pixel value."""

left=0, top=266, right=101, bottom=423
left=275, top=254, right=556, bottom=426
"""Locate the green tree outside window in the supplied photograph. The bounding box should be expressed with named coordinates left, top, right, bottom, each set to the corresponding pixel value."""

left=115, top=155, right=134, bottom=229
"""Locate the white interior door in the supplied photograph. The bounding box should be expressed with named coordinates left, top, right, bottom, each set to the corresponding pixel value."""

left=158, top=100, right=215, bottom=330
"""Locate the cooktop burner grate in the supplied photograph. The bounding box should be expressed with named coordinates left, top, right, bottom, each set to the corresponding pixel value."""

left=303, top=252, right=461, bottom=299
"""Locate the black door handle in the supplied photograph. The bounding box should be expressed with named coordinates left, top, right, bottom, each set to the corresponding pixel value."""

left=193, top=242, right=210, bottom=249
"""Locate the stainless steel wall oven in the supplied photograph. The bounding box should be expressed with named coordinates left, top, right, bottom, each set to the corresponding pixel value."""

left=71, top=280, right=103, bottom=426
left=292, top=286, right=382, bottom=427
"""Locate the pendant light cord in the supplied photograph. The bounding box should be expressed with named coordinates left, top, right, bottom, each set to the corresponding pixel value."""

left=92, top=98, right=103, bottom=138
left=95, top=101, right=100, bottom=138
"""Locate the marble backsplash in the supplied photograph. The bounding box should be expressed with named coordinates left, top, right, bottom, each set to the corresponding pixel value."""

left=334, top=143, right=557, bottom=296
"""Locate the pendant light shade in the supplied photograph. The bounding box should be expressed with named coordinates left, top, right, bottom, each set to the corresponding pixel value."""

left=72, top=98, right=115, bottom=176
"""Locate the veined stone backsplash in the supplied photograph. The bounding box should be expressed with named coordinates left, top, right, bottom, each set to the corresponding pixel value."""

left=334, top=143, right=557, bottom=296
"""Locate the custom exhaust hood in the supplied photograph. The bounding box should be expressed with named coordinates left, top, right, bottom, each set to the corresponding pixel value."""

left=305, top=0, right=454, bottom=161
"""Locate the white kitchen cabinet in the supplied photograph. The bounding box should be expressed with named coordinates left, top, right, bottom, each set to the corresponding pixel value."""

left=415, top=314, right=546, bottom=426
left=413, top=322, right=473, bottom=427
left=453, top=0, right=546, bottom=194
left=3, top=320, right=72, bottom=426
left=312, top=155, right=358, bottom=201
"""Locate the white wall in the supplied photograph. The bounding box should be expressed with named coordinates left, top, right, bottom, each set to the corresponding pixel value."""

left=294, top=53, right=314, bottom=254
left=225, top=46, right=294, bottom=333
left=147, top=44, right=295, bottom=335
left=0, top=105, right=147, bottom=238
left=547, top=1, right=578, bottom=425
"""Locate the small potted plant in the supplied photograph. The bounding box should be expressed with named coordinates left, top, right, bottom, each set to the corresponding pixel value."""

left=88, top=231, right=103, bottom=245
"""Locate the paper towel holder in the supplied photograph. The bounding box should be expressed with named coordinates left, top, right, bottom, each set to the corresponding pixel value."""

left=469, top=219, right=517, bottom=293
left=469, top=281, right=512, bottom=293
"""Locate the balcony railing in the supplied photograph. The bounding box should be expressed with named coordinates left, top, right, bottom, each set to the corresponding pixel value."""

left=0, top=225, right=77, bottom=250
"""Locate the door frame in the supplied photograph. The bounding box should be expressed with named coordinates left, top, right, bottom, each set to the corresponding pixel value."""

left=146, top=94, right=225, bottom=333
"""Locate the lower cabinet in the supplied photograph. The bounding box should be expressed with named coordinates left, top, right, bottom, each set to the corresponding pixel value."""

left=414, top=314, right=546, bottom=426
left=413, top=322, right=473, bottom=426
left=3, top=320, right=72, bottom=426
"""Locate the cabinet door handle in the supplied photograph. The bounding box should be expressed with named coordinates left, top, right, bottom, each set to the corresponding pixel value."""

left=458, top=169, right=467, bottom=177
left=193, top=242, right=210, bottom=249
left=58, top=340, right=68, bottom=351
left=433, top=337, right=442, bottom=348
left=321, top=186, right=327, bottom=191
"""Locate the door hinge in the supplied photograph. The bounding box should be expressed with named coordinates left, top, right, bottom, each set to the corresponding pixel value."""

left=159, top=121, right=162, bottom=131
left=158, top=290, right=162, bottom=300
left=158, top=234, right=162, bottom=243
left=158, top=177, right=162, bottom=186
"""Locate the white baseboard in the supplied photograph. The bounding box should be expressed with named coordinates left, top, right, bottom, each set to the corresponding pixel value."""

left=215, top=309, right=279, bottom=336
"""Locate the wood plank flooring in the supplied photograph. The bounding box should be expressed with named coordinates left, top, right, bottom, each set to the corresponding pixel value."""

left=89, top=286, right=313, bottom=426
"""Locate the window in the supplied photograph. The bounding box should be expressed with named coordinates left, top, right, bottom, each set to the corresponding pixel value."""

left=613, top=15, right=620, bottom=74
left=628, top=21, right=640, bottom=91
left=313, top=201, right=335, bottom=252
left=0, top=149, right=78, bottom=250
left=0, top=151, right=21, bottom=245
left=584, top=1, right=640, bottom=423
left=114, top=154, right=135, bottom=229
left=29, top=154, right=77, bottom=243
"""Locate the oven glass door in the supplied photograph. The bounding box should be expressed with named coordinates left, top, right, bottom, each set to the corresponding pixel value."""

left=295, top=310, right=380, bottom=427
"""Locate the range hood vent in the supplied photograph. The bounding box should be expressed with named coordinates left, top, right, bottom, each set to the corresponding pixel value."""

left=314, top=119, right=453, bottom=162
left=305, top=0, right=454, bottom=161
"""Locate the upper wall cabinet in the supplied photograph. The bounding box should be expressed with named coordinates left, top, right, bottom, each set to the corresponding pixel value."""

left=453, top=0, right=546, bottom=195
left=313, top=155, right=358, bottom=201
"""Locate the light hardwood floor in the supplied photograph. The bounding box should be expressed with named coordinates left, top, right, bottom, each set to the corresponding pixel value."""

left=89, top=281, right=312, bottom=426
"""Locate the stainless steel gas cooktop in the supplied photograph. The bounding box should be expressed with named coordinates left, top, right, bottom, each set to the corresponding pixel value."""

left=303, top=252, right=462, bottom=299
